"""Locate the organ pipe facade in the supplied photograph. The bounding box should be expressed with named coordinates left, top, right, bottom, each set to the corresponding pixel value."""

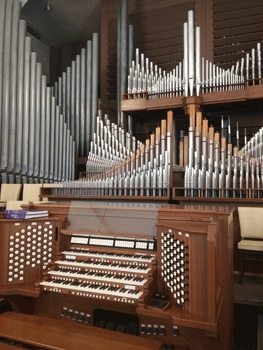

left=0, top=0, right=101, bottom=184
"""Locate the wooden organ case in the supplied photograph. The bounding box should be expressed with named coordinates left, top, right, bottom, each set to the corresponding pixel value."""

left=0, top=202, right=234, bottom=350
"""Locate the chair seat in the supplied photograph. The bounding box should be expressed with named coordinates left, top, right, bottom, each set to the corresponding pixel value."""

left=238, top=240, right=263, bottom=251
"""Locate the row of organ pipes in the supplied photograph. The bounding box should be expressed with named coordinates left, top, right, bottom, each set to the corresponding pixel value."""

left=53, top=33, right=99, bottom=158
left=180, top=113, right=263, bottom=199
left=0, top=0, right=101, bottom=183
left=127, top=10, right=262, bottom=99
left=55, top=111, right=173, bottom=197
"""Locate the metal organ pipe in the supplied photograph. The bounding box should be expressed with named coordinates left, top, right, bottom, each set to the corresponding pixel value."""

left=33, top=62, right=42, bottom=178
left=15, top=19, right=26, bottom=174
left=66, top=66, right=71, bottom=126
left=49, top=97, right=56, bottom=181
left=75, top=54, right=80, bottom=156
left=44, top=87, right=51, bottom=180
left=1, top=0, right=13, bottom=171
left=22, top=36, right=31, bottom=176
left=0, top=0, right=6, bottom=150
left=116, top=5, right=121, bottom=128
left=39, top=75, right=47, bottom=179
left=8, top=0, right=21, bottom=174
left=86, top=40, right=92, bottom=154
left=120, top=0, right=128, bottom=126
left=71, top=60, right=76, bottom=143
left=54, top=106, right=60, bottom=182
left=128, top=24, right=134, bottom=79
left=28, top=51, right=37, bottom=177
left=80, top=48, right=86, bottom=157
left=91, top=32, right=99, bottom=139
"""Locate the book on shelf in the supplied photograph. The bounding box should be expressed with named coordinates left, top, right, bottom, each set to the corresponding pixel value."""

left=3, top=209, right=49, bottom=220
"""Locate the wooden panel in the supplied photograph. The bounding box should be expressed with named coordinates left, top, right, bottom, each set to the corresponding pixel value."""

left=214, top=14, right=263, bottom=31
left=213, top=0, right=263, bottom=68
left=0, top=312, right=162, bottom=350
left=214, top=0, right=263, bottom=14
left=0, top=342, right=23, bottom=350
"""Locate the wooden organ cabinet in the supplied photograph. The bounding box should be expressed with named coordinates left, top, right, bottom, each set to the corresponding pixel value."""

left=0, top=202, right=234, bottom=350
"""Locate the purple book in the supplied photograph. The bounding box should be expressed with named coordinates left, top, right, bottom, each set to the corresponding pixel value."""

left=3, top=210, right=49, bottom=220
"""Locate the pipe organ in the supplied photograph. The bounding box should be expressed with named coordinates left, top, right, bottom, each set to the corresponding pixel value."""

left=2, top=1, right=259, bottom=349
left=0, top=202, right=234, bottom=350
left=127, top=10, right=262, bottom=100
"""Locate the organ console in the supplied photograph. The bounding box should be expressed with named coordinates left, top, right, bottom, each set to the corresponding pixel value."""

left=0, top=202, right=234, bottom=350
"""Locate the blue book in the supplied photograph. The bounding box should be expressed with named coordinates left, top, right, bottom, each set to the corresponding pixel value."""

left=3, top=210, right=49, bottom=220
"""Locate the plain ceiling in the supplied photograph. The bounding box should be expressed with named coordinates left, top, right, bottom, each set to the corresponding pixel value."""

left=21, top=0, right=101, bottom=47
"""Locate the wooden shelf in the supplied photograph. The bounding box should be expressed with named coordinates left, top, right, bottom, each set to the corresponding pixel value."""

left=172, top=196, right=263, bottom=203
left=121, top=84, right=263, bottom=113
left=40, top=194, right=170, bottom=201
left=122, top=95, right=183, bottom=111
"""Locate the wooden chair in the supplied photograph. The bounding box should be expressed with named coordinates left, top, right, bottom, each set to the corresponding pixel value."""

left=238, top=207, right=263, bottom=284
left=0, top=184, right=22, bottom=210
left=22, top=184, right=43, bottom=202
left=0, top=184, right=22, bottom=202
left=5, top=184, right=43, bottom=211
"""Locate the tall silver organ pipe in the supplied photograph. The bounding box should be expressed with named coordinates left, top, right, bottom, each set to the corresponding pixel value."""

left=8, top=1, right=21, bottom=172
left=15, top=19, right=26, bottom=174
left=86, top=40, right=92, bottom=154
left=54, top=106, right=60, bottom=182
left=120, top=0, right=128, bottom=110
left=66, top=67, right=71, bottom=126
left=116, top=5, right=121, bottom=128
left=1, top=0, right=13, bottom=171
left=128, top=24, right=134, bottom=80
left=80, top=48, right=86, bottom=157
left=0, top=2, right=76, bottom=183
left=22, top=36, right=31, bottom=176
left=49, top=97, right=56, bottom=181
left=188, top=10, right=194, bottom=97
left=33, top=62, right=42, bottom=178
left=39, top=75, right=47, bottom=179
left=91, top=32, right=99, bottom=139
left=75, top=54, right=80, bottom=156
left=28, top=51, right=37, bottom=177
left=44, top=87, right=51, bottom=180
left=0, top=0, right=6, bottom=150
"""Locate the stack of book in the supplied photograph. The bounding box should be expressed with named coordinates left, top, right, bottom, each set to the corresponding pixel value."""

left=3, top=210, right=49, bottom=220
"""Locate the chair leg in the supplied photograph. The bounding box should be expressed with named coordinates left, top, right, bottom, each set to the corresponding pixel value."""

left=239, top=250, right=243, bottom=284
